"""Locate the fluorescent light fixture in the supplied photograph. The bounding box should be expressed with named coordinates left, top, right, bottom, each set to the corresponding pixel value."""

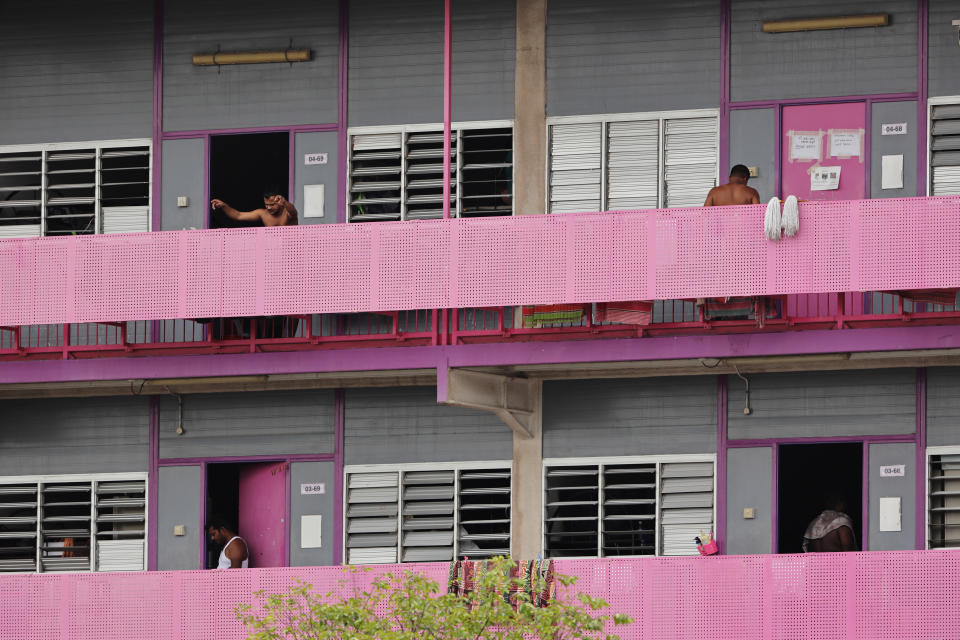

left=192, top=49, right=312, bottom=66
left=762, top=14, right=889, bottom=33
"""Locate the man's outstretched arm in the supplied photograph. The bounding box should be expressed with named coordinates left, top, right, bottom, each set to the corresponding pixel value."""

left=211, top=199, right=263, bottom=222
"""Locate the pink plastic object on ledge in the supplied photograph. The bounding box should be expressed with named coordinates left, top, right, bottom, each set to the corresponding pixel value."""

left=697, top=539, right=719, bottom=556
left=2, top=196, right=960, bottom=326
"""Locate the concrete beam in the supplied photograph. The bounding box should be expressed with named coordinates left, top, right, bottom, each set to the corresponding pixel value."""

left=514, top=0, right=547, bottom=216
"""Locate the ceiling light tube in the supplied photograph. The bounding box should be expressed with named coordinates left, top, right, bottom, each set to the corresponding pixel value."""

left=762, top=14, right=889, bottom=33
left=192, top=49, right=312, bottom=66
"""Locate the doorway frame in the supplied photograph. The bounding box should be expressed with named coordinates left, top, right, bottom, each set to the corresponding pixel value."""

left=157, top=453, right=334, bottom=569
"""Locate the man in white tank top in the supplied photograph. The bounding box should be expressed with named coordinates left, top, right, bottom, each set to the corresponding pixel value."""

left=206, top=517, right=249, bottom=569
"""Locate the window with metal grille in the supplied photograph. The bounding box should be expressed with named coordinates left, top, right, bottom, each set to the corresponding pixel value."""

left=0, top=140, right=151, bottom=238
left=0, top=474, right=146, bottom=573
left=543, top=456, right=714, bottom=558
left=344, top=462, right=511, bottom=564
left=928, top=450, right=960, bottom=549
left=930, top=101, right=960, bottom=196
left=547, top=110, right=718, bottom=213
left=347, top=122, right=513, bottom=222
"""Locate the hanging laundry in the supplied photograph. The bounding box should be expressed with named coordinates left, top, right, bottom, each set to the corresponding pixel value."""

left=782, top=195, right=800, bottom=237
left=448, top=558, right=556, bottom=609
left=700, top=297, right=777, bottom=328
left=521, top=304, right=584, bottom=328
left=764, top=197, right=782, bottom=241
left=595, top=301, right=654, bottom=325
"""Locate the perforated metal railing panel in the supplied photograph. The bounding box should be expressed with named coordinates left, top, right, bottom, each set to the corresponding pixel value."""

left=2, top=196, right=960, bottom=326
left=0, top=553, right=959, bottom=638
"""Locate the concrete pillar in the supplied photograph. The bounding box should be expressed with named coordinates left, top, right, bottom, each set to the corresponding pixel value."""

left=511, top=0, right=547, bottom=559
left=511, top=381, right=542, bottom=560
left=514, top=0, right=547, bottom=216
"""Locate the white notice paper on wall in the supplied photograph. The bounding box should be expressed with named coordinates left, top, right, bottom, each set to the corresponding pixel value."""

left=789, top=132, right=822, bottom=161
left=304, top=184, right=325, bottom=218
left=881, top=155, right=904, bottom=190
left=811, top=166, right=841, bottom=191
left=878, top=497, right=902, bottom=532
left=301, top=515, right=322, bottom=548
left=829, top=131, right=862, bottom=158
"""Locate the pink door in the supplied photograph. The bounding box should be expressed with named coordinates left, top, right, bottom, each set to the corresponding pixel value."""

left=781, top=102, right=866, bottom=201
left=781, top=102, right=867, bottom=318
left=237, top=461, right=287, bottom=568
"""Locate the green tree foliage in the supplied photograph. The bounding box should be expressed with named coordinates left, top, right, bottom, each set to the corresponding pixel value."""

left=237, top=557, right=632, bottom=640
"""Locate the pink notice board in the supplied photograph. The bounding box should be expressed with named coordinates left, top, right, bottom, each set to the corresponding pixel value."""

left=237, top=462, right=287, bottom=568
left=782, top=102, right=866, bottom=201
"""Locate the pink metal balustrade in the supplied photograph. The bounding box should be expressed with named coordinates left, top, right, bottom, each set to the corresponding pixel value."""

left=3, top=197, right=960, bottom=360
left=1, top=552, right=959, bottom=639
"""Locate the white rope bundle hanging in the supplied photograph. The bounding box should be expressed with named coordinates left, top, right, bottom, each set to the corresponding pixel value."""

left=764, top=197, right=782, bottom=241
left=782, top=195, right=799, bottom=237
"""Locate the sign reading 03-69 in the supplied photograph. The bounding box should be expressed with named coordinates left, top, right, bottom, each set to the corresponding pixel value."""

left=300, top=483, right=326, bottom=495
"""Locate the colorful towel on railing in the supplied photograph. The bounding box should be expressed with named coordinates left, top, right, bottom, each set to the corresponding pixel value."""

left=894, top=289, right=959, bottom=307
left=448, top=559, right=556, bottom=609
left=595, top=301, right=654, bottom=325
left=521, top=304, right=584, bottom=328
left=700, top=297, right=777, bottom=328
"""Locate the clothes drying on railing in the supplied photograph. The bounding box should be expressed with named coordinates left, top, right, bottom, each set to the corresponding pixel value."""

left=699, top=296, right=777, bottom=328
left=447, top=558, right=556, bottom=609
left=893, top=289, right=960, bottom=307
left=595, top=301, right=654, bottom=325
left=521, top=304, right=584, bottom=328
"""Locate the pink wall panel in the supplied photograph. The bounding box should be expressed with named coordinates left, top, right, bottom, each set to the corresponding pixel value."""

left=1, top=552, right=960, bottom=639
left=2, top=197, right=960, bottom=327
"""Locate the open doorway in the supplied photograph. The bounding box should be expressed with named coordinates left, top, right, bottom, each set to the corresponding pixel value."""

left=777, top=443, right=862, bottom=553
left=206, top=461, right=288, bottom=568
left=209, top=132, right=289, bottom=229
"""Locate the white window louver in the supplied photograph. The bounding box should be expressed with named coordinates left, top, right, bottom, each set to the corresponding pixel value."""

left=0, top=142, right=150, bottom=237
left=548, top=112, right=718, bottom=213
left=348, top=124, right=512, bottom=222
left=928, top=453, right=960, bottom=548
left=931, top=104, right=960, bottom=196
left=0, top=475, right=146, bottom=574
left=345, top=464, right=511, bottom=565
left=544, top=457, right=714, bottom=558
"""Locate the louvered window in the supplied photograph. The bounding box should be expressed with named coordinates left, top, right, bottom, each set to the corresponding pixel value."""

left=930, top=102, right=960, bottom=196
left=348, top=123, right=513, bottom=222
left=928, top=451, right=960, bottom=548
left=0, top=474, right=146, bottom=573
left=344, top=463, right=511, bottom=564
left=0, top=141, right=151, bottom=238
left=548, top=111, right=718, bottom=213
left=543, top=456, right=714, bottom=558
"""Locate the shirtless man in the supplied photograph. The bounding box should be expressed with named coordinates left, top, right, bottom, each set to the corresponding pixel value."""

left=210, top=189, right=299, bottom=226
left=703, top=164, right=760, bottom=206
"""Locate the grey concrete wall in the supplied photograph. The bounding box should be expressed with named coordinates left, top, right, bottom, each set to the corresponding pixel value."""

left=161, top=138, right=206, bottom=230
left=731, top=0, right=918, bottom=102
left=730, top=108, right=776, bottom=201
left=349, top=0, right=515, bottom=127
left=344, top=387, right=512, bottom=465
left=727, top=369, right=916, bottom=440
left=725, top=446, right=773, bottom=554
left=925, top=367, right=960, bottom=446
left=158, top=391, right=335, bottom=459
left=0, top=397, right=149, bottom=475
left=546, top=0, right=720, bottom=116
left=289, top=461, right=336, bottom=566
left=294, top=130, right=339, bottom=224
left=868, top=442, right=916, bottom=551
left=157, top=465, right=202, bottom=570
left=452, top=0, right=516, bottom=122
left=0, top=1, right=153, bottom=144
left=542, top=377, right=717, bottom=458
left=871, top=101, right=918, bottom=198
left=162, top=0, right=339, bottom=131
left=928, top=0, right=960, bottom=97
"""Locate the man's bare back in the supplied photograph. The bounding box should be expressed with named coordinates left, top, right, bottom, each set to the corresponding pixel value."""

left=704, top=182, right=760, bottom=206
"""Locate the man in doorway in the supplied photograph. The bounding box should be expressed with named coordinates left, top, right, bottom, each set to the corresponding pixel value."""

left=210, top=189, right=299, bottom=226
left=801, top=493, right=858, bottom=553
left=703, top=164, right=761, bottom=206
left=206, top=516, right=249, bottom=569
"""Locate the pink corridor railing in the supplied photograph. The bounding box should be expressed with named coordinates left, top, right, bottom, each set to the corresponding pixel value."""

left=1, top=551, right=958, bottom=639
